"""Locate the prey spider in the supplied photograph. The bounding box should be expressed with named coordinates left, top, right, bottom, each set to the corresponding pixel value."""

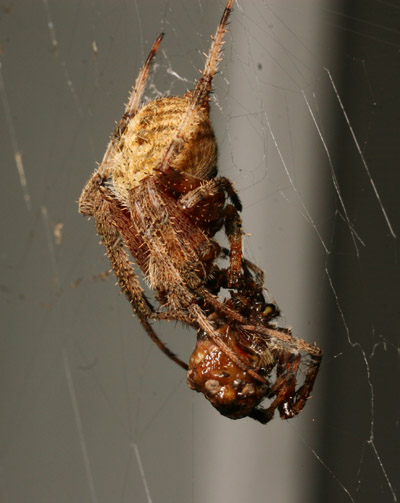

left=188, top=257, right=322, bottom=423
left=79, top=0, right=322, bottom=424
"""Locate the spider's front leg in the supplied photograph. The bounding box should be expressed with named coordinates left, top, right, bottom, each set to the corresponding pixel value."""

left=249, top=347, right=322, bottom=424
left=278, top=351, right=322, bottom=419
left=157, top=168, right=244, bottom=286
left=181, top=176, right=243, bottom=286
left=247, top=353, right=300, bottom=424
left=93, top=195, right=188, bottom=370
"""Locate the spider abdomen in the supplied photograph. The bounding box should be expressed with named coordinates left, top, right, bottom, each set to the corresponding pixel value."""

left=111, top=96, right=217, bottom=204
left=187, top=329, right=269, bottom=420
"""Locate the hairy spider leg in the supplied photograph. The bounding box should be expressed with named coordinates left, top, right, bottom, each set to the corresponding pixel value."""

left=78, top=36, right=191, bottom=369
left=79, top=34, right=164, bottom=210
left=126, top=177, right=249, bottom=329
left=156, top=169, right=244, bottom=283
left=177, top=175, right=243, bottom=282
left=241, top=257, right=265, bottom=288
left=100, top=34, right=164, bottom=171
left=248, top=354, right=301, bottom=424
left=158, top=0, right=234, bottom=173
left=124, top=176, right=268, bottom=384
left=247, top=330, right=322, bottom=424
left=280, top=353, right=321, bottom=417
left=96, top=195, right=188, bottom=370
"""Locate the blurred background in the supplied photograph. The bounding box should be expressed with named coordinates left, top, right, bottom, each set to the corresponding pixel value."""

left=0, top=1, right=399, bottom=502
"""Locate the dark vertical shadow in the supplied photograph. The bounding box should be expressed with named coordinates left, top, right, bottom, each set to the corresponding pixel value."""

left=317, top=1, right=400, bottom=501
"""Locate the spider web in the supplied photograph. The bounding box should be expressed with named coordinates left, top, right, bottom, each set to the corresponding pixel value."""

left=0, top=1, right=399, bottom=502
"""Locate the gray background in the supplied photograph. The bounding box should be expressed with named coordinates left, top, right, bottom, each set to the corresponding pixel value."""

left=1, top=1, right=399, bottom=502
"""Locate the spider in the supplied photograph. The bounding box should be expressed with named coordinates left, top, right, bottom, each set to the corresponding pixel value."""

left=188, top=258, right=322, bottom=423
left=79, top=0, right=322, bottom=424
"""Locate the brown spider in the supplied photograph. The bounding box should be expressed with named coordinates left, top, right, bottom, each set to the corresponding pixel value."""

left=78, top=0, right=322, bottom=424
left=188, top=258, right=322, bottom=423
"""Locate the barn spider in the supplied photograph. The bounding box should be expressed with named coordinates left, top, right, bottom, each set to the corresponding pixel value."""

left=79, top=0, right=322, bottom=424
